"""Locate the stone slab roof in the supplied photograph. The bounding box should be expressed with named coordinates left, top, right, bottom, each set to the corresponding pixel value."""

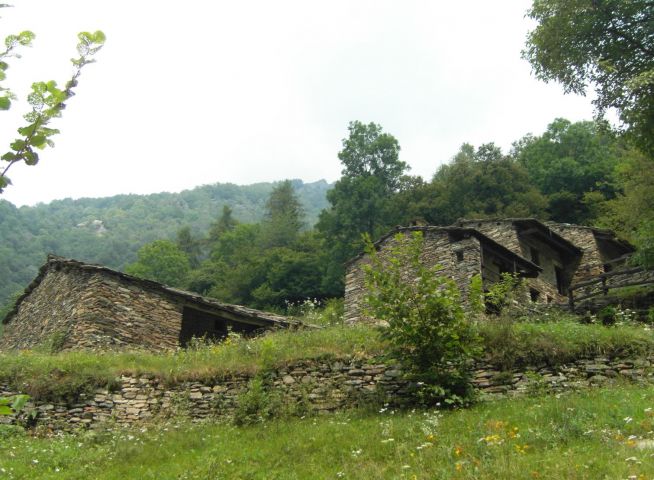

left=345, top=225, right=542, bottom=277
left=2, top=255, right=297, bottom=328
left=544, top=221, right=635, bottom=253
left=456, top=218, right=583, bottom=256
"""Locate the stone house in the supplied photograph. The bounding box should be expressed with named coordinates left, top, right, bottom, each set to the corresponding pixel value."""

left=344, top=226, right=542, bottom=324
left=0, top=256, right=294, bottom=352
left=345, top=219, right=634, bottom=324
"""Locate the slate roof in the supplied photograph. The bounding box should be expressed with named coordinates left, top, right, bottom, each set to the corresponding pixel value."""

left=2, top=255, right=297, bottom=328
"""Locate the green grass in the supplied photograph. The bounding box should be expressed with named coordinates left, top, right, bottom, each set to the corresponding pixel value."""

left=1, top=384, right=654, bottom=479
left=0, top=325, right=384, bottom=401
left=1, top=317, right=653, bottom=402
left=479, top=316, right=654, bottom=369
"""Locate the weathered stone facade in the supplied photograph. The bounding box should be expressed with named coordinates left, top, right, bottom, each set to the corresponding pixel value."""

left=457, top=219, right=584, bottom=304
left=344, top=227, right=539, bottom=324
left=345, top=219, right=635, bottom=325
left=1, top=354, right=652, bottom=432
left=0, top=257, right=294, bottom=352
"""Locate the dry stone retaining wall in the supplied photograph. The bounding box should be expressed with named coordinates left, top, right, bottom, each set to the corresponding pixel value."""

left=1, top=354, right=653, bottom=432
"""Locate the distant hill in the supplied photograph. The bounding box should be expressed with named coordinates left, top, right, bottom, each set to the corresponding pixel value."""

left=0, top=179, right=332, bottom=306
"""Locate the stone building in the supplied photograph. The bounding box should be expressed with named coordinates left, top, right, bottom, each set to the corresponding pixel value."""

left=345, top=219, right=634, bottom=324
left=344, top=226, right=542, bottom=324
left=0, top=256, right=294, bottom=352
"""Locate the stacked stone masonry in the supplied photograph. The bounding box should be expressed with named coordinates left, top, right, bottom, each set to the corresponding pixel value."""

left=345, top=219, right=637, bottom=325
left=0, top=257, right=292, bottom=352
left=2, top=355, right=652, bottom=432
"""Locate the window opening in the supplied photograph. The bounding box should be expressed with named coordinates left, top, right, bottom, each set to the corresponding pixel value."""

left=555, top=266, right=566, bottom=295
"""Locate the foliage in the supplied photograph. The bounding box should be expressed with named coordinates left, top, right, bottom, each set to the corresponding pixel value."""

left=484, top=272, right=522, bottom=314
left=478, top=315, right=654, bottom=369
left=0, top=16, right=105, bottom=191
left=523, top=0, right=654, bottom=155
left=419, top=143, right=547, bottom=225
left=175, top=226, right=201, bottom=268
left=207, top=204, right=238, bottom=244
left=232, top=376, right=301, bottom=426
left=317, top=121, right=411, bottom=295
left=260, top=179, right=304, bottom=248
left=0, top=179, right=331, bottom=310
left=284, top=297, right=344, bottom=326
left=0, top=394, right=28, bottom=416
left=363, top=231, right=481, bottom=406
left=125, top=240, right=190, bottom=288
left=513, top=118, right=624, bottom=223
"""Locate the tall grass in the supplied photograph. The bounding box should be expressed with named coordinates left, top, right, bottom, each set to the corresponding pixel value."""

left=0, top=325, right=383, bottom=400
left=1, top=316, right=652, bottom=402
left=479, top=315, right=654, bottom=369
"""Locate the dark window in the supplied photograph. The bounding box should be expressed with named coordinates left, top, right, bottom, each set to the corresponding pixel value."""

left=529, top=288, right=540, bottom=302
left=530, top=247, right=540, bottom=266
left=555, top=266, right=566, bottom=295
left=455, top=250, right=464, bottom=262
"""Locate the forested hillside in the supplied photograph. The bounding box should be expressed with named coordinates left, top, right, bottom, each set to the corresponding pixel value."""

left=111, top=118, right=653, bottom=315
left=0, top=179, right=331, bottom=307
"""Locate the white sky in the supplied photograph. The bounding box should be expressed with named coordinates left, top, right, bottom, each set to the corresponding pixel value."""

left=0, top=0, right=596, bottom=207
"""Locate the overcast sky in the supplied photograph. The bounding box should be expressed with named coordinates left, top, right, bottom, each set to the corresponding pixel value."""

left=0, top=1, right=596, bottom=207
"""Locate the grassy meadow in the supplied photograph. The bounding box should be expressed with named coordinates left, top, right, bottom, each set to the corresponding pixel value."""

left=1, top=384, right=654, bottom=479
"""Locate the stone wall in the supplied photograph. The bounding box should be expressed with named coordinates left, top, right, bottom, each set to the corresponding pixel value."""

left=67, top=272, right=183, bottom=351
left=1, top=354, right=652, bottom=432
left=458, top=220, right=568, bottom=303
left=344, top=230, right=483, bottom=325
left=0, top=268, right=88, bottom=351
left=548, top=225, right=605, bottom=284
left=0, top=266, right=184, bottom=352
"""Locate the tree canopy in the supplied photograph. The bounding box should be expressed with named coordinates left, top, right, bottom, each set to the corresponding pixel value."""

left=523, top=0, right=654, bottom=155
left=317, top=121, right=411, bottom=295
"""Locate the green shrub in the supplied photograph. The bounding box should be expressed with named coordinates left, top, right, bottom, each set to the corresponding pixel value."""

left=363, top=231, right=481, bottom=406
left=484, top=272, right=521, bottom=314
left=598, top=306, right=618, bottom=326
left=233, top=377, right=284, bottom=425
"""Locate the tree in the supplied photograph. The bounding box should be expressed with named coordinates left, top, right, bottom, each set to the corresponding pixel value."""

left=317, top=121, right=410, bottom=294
left=176, top=226, right=202, bottom=268
left=596, top=150, right=654, bottom=266
left=0, top=8, right=105, bottom=191
left=512, top=119, right=624, bottom=223
left=417, top=143, right=547, bottom=225
left=125, top=240, right=191, bottom=288
left=523, top=0, right=654, bottom=155
left=261, top=180, right=304, bottom=248
left=208, top=205, right=239, bottom=243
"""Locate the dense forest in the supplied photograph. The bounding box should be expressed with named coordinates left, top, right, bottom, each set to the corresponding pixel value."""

left=69, top=117, right=650, bottom=315
left=0, top=180, right=331, bottom=310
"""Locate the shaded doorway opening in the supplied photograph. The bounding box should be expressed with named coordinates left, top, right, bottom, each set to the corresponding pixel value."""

left=179, top=307, right=260, bottom=347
